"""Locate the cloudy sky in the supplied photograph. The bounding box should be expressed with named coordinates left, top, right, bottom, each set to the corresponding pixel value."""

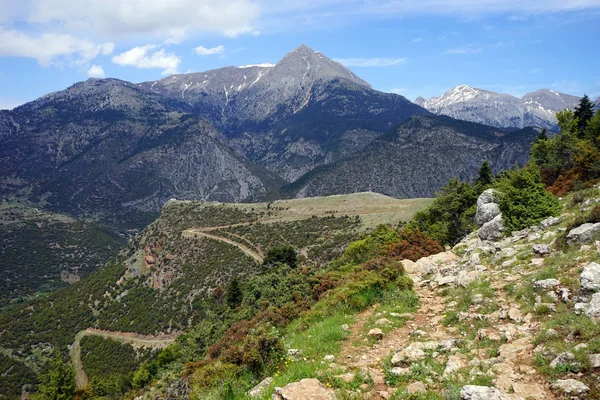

left=1, top=0, right=599, bottom=109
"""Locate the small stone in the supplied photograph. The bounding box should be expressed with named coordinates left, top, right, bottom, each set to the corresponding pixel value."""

left=550, top=352, right=577, bottom=369
left=323, top=355, right=335, bottom=362
left=532, top=244, right=551, bottom=255
left=540, top=216, right=560, bottom=229
left=368, top=328, right=384, bottom=340
left=437, top=275, right=457, bottom=287
left=471, top=294, right=484, bottom=304
left=551, top=379, right=589, bottom=396
left=287, top=349, right=302, bottom=357
left=508, top=307, right=522, bottom=322
left=389, top=367, right=410, bottom=376
left=375, top=318, right=392, bottom=326
left=406, top=381, right=426, bottom=394
left=589, top=354, right=600, bottom=368
left=579, top=262, right=600, bottom=301
left=444, top=354, right=467, bottom=377
left=574, top=302, right=589, bottom=315
left=248, top=377, right=273, bottom=398
left=586, top=292, right=600, bottom=323
left=341, top=324, right=349, bottom=331
left=545, top=328, right=558, bottom=338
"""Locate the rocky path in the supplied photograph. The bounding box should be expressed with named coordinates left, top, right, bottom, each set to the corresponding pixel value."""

left=71, top=328, right=178, bottom=390
left=334, top=250, right=557, bottom=400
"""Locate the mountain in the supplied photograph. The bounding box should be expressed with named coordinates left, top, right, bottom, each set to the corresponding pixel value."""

left=139, top=44, right=429, bottom=181
left=416, top=85, right=580, bottom=130
left=0, top=78, right=283, bottom=229
left=284, top=115, right=539, bottom=198
left=0, top=45, right=541, bottom=231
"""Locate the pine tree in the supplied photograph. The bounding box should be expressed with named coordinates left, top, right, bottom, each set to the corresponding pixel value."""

left=226, top=277, right=243, bottom=308
left=536, top=128, right=548, bottom=142
left=33, top=353, right=75, bottom=400
left=574, top=94, right=595, bottom=136
left=475, top=160, right=494, bottom=189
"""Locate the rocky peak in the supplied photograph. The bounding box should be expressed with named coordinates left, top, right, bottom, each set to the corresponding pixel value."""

left=272, top=44, right=371, bottom=88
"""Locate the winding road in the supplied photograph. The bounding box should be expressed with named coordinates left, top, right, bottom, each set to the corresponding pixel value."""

left=182, top=227, right=265, bottom=263
left=71, top=328, right=178, bottom=390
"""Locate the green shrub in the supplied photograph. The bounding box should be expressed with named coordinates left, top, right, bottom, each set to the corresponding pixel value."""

left=496, top=166, right=561, bottom=232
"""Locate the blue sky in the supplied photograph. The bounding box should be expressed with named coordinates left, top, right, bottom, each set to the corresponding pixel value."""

left=1, top=0, right=599, bottom=109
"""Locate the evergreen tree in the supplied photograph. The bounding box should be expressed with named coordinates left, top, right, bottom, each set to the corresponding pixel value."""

left=536, top=128, right=548, bottom=142
left=574, top=94, right=595, bottom=136
left=475, top=160, right=494, bottom=188
left=226, top=278, right=243, bottom=308
left=263, top=246, right=298, bottom=268
left=33, top=352, right=75, bottom=400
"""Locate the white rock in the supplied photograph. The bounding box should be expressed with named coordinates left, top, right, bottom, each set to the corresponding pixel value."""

left=249, top=377, right=273, bottom=398
left=323, top=355, right=335, bottom=362
left=478, top=214, right=505, bottom=241
left=532, top=244, right=551, bottom=255
left=444, top=354, right=467, bottom=377
left=550, top=352, right=576, bottom=369
left=551, top=379, right=589, bottom=396
left=459, top=385, right=517, bottom=400
left=476, top=202, right=501, bottom=226
left=589, top=354, right=600, bottom=368
left=540, top=216, right=560, bottom=229
left=585, top=292, right=600, bottom=323
left=406, top=381, right=426, bottom=394
left=566, top=222, right=600, bottom=244
left=579, top=262, right=600, bottom=300
left=368, top=328, right=384, bottom=340
left=534, top=279, right=560, bottom=290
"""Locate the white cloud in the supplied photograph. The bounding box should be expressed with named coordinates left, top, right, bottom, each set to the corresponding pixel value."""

left=0, top=28, right=114, bottom=67
left=412, top=37, right=423, bottom=43
left=194, top=45, right=226, bottom=56
left=444, top=45, right=482, bottom=55
left=112, top=45, right=180, bottom=75
left=334, top=57, right=407, bottom=67
left=260, top=0, right=600, bottom=17
left=87, top=64, right=106, bottom=78
left=13, top=0, right=261, bottom=39
left=224, top=25, right=261, bottom=38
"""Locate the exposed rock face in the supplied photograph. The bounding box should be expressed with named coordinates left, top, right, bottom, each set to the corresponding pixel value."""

left=272, top=378, right=336, bottom=400
left=417, top=85, right=580, bottom=130
left=478, top=215, right=505, bottom=241
left=532, top=244, right=551, bottom=255
left=566, top=223, right=600, bottom=244
left=285, top=116, right=539, bottom=199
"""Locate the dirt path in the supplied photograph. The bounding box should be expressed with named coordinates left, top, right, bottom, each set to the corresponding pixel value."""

left=338, top=283, right=448, bottom=399
left=337, top=269, right=556, bottom=400
left=182, top=229, right=264, bottom=263
left=71, top=328, right=178, bottom=390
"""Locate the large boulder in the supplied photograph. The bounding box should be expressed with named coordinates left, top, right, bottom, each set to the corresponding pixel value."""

left=477, top=189, right=500, bottom=208
left=272, top=379, right=336, bottom=400
left=579, top=262, right=600, bottom=301
left=460, top=385, right=519, bottom=400
left=476, top=203, right=501, bottom=226
left=478, top=215, right=505, bottom=241
left=566, top=222, right=600, bottom=244
left=586, top=292, right=600, bottom=323
left=476, top=189, right=501, bottom=226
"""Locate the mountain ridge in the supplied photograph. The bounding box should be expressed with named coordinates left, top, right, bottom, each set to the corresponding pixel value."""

left=416, top=85, right=580, bottom=130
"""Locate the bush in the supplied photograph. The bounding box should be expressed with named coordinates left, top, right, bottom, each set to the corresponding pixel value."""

left=263, top=246, right=298, bottom=268
left=382, top=227, right=443, bottom=261
left=409, top=178, right=478, bottom=245
left=496, top=166, right=561, bottom=232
